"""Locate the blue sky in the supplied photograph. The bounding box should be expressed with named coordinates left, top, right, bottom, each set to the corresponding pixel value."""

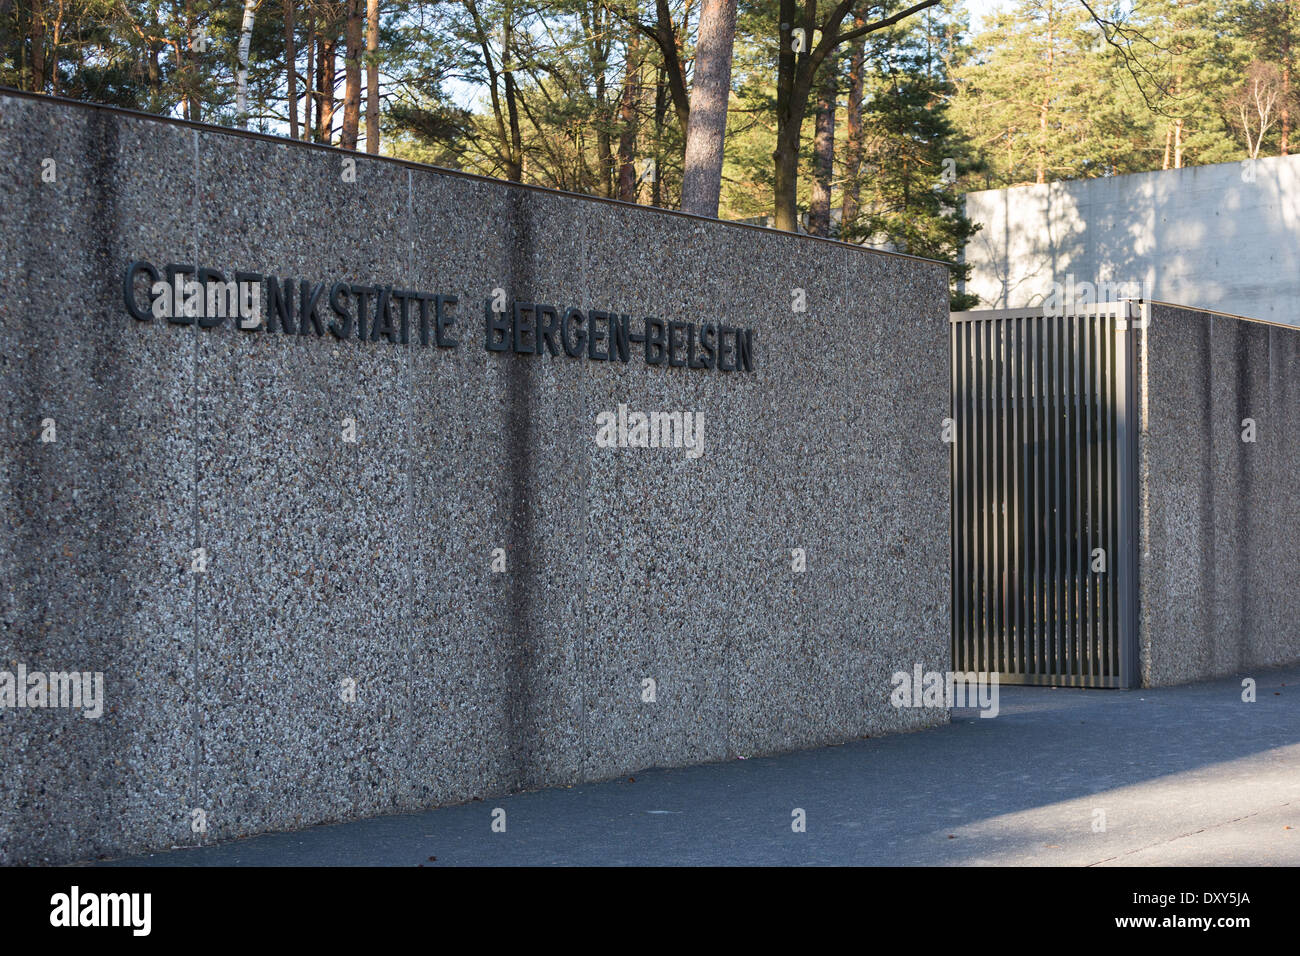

left=963, top=0, right=1012, bottom=32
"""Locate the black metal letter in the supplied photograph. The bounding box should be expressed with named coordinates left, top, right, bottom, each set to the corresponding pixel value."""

left=123, top=260, right=158, bottom=321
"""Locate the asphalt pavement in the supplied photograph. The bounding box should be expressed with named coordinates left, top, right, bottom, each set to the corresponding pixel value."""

left=98, top=665, right=1300, bottom=866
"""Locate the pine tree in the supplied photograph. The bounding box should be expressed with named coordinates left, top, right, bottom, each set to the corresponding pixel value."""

left=844, top=4, right=981, bottom=308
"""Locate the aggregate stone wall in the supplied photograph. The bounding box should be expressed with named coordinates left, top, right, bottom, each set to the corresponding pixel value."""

left=0, top=93, right=950, bottom=864
left=1138, top=302, right=1300, bottom=686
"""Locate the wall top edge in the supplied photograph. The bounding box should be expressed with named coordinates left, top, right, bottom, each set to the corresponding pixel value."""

left=1143, top=299, right=1300, bottom=332
left=950, top=301, right=1139, bottom=322
left=952, top=300, right=1300, bottom=332
left=961, top=150, right=1300, bottom=201
left=1, top=86, right=951, bottom=273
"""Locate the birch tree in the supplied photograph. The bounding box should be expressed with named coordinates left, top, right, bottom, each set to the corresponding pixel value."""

left=235, top=0, right=258, bottom=128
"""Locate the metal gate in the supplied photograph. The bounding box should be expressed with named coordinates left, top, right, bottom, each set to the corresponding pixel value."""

left=950, top=302, right=1139, bottom=688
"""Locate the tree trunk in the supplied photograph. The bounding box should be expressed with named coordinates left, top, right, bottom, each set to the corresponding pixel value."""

left=235, top=0, right=256, bottom=128
left=1037, top=7, right=1053, bottom=185
left=148, top=41, right=161, bottom=110
left=632, top=0, right=690, bottom=137
left=284, top=0, right=298, bottom=139
left=341, top=0, right=364, bottom=150
left=304, top=12, right=315, bottom=139
left=770, top=0, right=940, bottom=230
left=772, top=0, right=806, bottom=232
left=808, top=65, right=836, bottom=236
left=365, top=0, right=379, bottom=154
left=502, top=0, right=523, bottom=180
left=465, top=0, right=522, bottom=180
left=1283, top=61, right=1291, bottom=155
left=617, top=29, right=641, bottom=201
left=29, top=4, right=45, bottom=93
left=175, top=39, right=188, bottom=122
left=773, top=125, right=801, bottom=231
left=49, top=5, right=62, bottom=96
left=840, top=20, right=865, bottom=231
left=679, top=0, right=736, bottom=216
left=183, top=1, right=201, bottom=123
left=595, top=71, right=613, bottom=196
left=662, top=0, right=690, bottom=136
left=652, top=65, right=666, bottom=207
left=585, top=1, right=614, bottom=196
left=318, top=33, right=337, bottom=145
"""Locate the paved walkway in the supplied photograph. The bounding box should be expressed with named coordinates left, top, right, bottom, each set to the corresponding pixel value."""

left=102, top=666, right=1300, bottom=866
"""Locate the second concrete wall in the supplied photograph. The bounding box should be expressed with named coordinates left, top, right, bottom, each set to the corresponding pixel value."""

left=964, top=157, right=1300, bottom=325
left=1138, top=302, right=1300, bottom=685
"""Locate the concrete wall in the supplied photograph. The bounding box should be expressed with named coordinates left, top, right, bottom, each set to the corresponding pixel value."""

left=0, top=93, right=951, bottom=864
left=964, top=156, right=1300, bottom=325
left=1137, top=302, right=1300, bottom=686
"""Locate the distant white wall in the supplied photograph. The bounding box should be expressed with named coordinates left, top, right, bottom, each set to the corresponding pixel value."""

left=962, top=154, right=1300, bottom=324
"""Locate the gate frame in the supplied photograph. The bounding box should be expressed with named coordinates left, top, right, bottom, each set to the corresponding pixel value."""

left=948, top=300, right=1142, bottom=689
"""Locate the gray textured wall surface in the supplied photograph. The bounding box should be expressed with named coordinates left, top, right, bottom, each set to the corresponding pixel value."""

left=964, top=156, right=1300, bottom=324
left=0, top=94, right=951, bottom=864
left=1138, top=302, right=1300, bottom=686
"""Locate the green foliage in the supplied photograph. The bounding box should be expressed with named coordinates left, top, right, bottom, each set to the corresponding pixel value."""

left=6, top=0, right=1299, bottom=305
left=842, top=6, right=981, bottom=308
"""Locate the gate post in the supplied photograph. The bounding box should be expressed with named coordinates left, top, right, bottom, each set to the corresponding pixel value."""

left=1116, top=300, right=1141, bottom=688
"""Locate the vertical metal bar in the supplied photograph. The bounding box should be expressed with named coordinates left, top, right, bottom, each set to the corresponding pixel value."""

left=1097, top=310, right=1107, bottom=686
left=1040, top=317, right=1050, bottom=676
left=967, top=319, right=977, bottom=675
left=1029, top=314, right=1042, bottom=678
left=975, top=319, right=986, bottom=674
left=993, top=319, right=1003, bottom=671
left=1097, top=312, right=1107, bottom=681
left=1064, top=314, right=1076, bottom=682
left=1066, top=313, right=1077, bottom=683
left=1117, top=301, right=1140, bottom=688
left=1020, top=315, right=1031, bottom=676
left=1071, top=313, right=1083, bottom=683
left=1052, top=313, right=1065, bottom=680
left=1060, top=314, right=1071, bottom=683
left=1082, top=312, right=1095, bottom=685
left=954, top=320, right=965, bottom=673
left=1098, top=310, right=1108, bottom=680
left=1040, top=313, right=1051, bottom=679
left=1101, top=309, right=1112, bottom=681
left=998, top=319, right=1008, bottom=671
left=967, top=319, right=978, bottom=675
left=1039, top=314, right=1048, bottom=678
left=950, top=319, right=959, bottom=673
left=1059, top=314, right=1070, bottom=682
left=1096, top=311, right=1107, bottom=680
left=966, top=318, right=979, bottom=675
left=982, top=317, right=994, bottom=676
left=1076, top=312, right=1088, bottom=685
left=1062, top=312, right=1073, bottom=683
left=1008, top=319, right=1019, bottom=671
left=1107, top=310, right=1118, bottom=680
left=988, top=319, right=999, bottom=674
left=957, top=320, right=969, bottom=673
left=1102, top=312, right=1112, bottom=681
